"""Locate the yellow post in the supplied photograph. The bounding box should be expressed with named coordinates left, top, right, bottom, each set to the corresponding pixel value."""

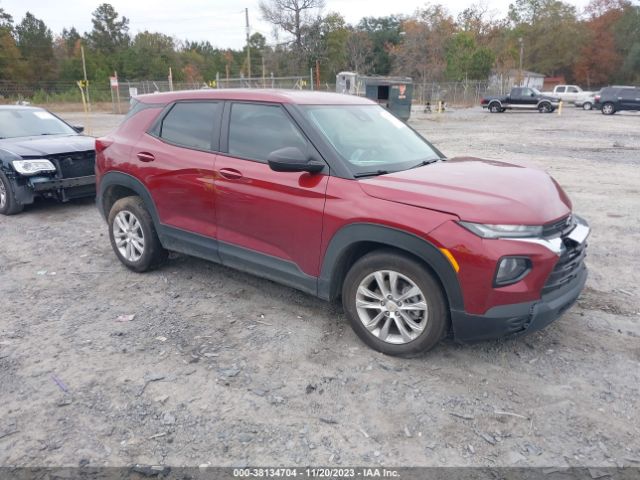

left=76, top=80, right=92, bottom=135
left=558, top=101, right=563, bottom=115
left=437, top=101, right=442, bottom=113
left=77, top=81, right=87, bottom=114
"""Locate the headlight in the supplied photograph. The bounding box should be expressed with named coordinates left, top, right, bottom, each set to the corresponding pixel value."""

left=495, top=257, right=531, bottom=286
left=11, top=159, right=56, bottom=175
left=459, top=221, right=543, bottom=239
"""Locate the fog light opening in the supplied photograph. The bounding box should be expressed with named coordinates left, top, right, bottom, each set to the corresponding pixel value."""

left=494, top=256, right=531, bottom=287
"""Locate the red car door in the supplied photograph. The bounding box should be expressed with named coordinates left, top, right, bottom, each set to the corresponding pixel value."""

left=134, top=101, right=221, bottom=238
left=214, top=102, right=328, bottom=291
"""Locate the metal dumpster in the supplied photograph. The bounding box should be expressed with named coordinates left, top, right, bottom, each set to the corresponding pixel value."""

left=336, top=72, right=413, bottom=121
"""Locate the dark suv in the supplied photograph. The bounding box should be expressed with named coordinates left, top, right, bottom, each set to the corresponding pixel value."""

left=595, top=86, right=640, bottom=115
left=95, top=90, right=589, bottom=356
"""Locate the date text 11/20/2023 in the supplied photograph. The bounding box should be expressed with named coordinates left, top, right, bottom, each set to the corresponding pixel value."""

left=233, top=468, right=400, bottom=478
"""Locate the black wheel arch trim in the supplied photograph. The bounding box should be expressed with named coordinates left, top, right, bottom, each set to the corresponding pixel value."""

left=97, top=171, right=160, bottom=224
left=318, top=223, right=464, bottom=311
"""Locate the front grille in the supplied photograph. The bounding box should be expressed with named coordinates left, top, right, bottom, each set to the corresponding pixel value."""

left=48, top=151, right=95, bottom=179
left=542, top=238, right=587, bottom=294
left=542, top=214, right=575, bottom=238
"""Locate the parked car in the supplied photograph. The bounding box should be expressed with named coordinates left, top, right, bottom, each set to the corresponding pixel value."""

left=96, top=90, right=589, bottom=356
left=541, top=84, right=596, bottom=109
left=481, top=87, right=560, bottom=113
left=0, top=106, right=95, bottom=215
left=594, top=86, right=640, bottom=115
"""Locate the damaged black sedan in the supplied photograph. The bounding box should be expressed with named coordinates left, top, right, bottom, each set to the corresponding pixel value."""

left=0, top=105, right=95, bottom=215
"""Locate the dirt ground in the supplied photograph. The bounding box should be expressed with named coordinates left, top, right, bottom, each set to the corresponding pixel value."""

left=0, top=105, right=639, bottom=469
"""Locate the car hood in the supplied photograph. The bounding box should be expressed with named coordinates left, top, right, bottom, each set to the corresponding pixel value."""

left=358, top=157, right=572, bottom=225
left=0, top=135, right=94, bottom=158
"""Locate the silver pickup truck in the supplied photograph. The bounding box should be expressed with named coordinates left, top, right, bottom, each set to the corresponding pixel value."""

left=542, top=85, right=597, bottom=110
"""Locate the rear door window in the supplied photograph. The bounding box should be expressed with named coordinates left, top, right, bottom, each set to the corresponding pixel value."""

left=160, top=102, right=221, bottom=151
left=556, top=86, right=566, bottom=93
left=228, top=103, right=308, bottom=163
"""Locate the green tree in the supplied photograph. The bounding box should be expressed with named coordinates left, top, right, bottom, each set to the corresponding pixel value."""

left=446, top=32, right=495, bottom=80
left=87, top=3, right=129, bottom=55
left=509, top=0, right=584, bottom=77
left=54, top=28, right=85, bottom=82
left=0, top=7, right=25, bottom=82
left=356, top=15, right=404, bottom=74
left=245, top=32, right=268, bottom=77
left=15, top=12, right=55, bottom=81
left=613, top=2, right=640, bottom=83
left=321, top=13, right=349, bottom=80
left=122, top=32, right=178, bottom=80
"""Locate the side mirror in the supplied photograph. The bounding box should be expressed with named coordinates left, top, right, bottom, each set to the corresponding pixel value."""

left=267, top=147, right=324, bottom=173
left=72, top=125, right=85, bottom=133
left=530, top=92, right=535, bottom=97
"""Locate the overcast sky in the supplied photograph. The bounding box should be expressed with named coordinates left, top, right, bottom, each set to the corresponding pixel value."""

left=2, top=0, right=592, bottom=50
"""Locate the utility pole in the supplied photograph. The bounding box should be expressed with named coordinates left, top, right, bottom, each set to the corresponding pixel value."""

left=518, top=37, right=524, bottom=87
left=80, top=45, right=91, bottom=112
left=245, top=8, right=251, bottom=80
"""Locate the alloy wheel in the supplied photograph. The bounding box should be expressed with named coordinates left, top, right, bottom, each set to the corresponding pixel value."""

left=113, top=210, right=145, bottom=262
left=355, top=270, right=428, bottom=345
left=0, top=179, right=6, bottom=209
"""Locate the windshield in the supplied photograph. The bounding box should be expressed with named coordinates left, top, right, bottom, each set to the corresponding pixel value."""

left=0, top=109, right=76, bottom=139
left=301, top=105, right=442, bottom=175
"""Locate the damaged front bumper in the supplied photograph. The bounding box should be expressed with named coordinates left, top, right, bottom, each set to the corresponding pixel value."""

left=29, top=175, right=95, bottom=192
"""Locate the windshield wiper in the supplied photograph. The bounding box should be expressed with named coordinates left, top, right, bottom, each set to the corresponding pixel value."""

left=408, top=159, right=440, bottom=169
left=353, top=169, right=389, bottom=178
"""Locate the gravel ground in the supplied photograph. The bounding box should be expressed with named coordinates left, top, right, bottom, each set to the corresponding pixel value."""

left=0, top=106, right=639, bottom=469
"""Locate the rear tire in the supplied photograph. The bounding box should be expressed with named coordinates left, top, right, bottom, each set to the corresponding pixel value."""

left=108, top=196, right=167, bottom=272
left=488, top=102, right=502, bottom=113
left=582, top=102, right=593, bottom=111
left=0, top=171, right=24, bottom=216
left=342, top=250, right=448, bottom=357
left=601, top=102, right=615, bottom=115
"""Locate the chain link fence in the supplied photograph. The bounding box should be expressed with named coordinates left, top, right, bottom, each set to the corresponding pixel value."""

left=413, top=81, right=504, bottom=108
left=0, top=76, right=318, bottom=105
left=1, top=78, right=503, bottom=109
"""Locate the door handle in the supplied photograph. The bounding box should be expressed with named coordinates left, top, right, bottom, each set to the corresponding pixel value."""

left=136, top=152, right=155, bottom=162
left=218, top=168, right=243, bottom=180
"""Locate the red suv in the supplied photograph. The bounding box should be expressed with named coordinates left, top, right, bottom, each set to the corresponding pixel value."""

left=95, top=90, right=589, bottom=356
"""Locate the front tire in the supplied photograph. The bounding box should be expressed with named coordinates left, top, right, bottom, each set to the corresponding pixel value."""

left=108, top=196, right=167, bottom=272
left=538, top=102, right=553, bottom=113
left=342, top=250, right=448, bottom=357
left=0, top=171, right=24, bottom=216
left=601, top=102, right=615, bottom=115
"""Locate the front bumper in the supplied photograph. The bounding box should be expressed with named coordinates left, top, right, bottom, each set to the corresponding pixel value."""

left=450, top=264, right=587, bottom=343
left=29, top=175, right=96, bottom=192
